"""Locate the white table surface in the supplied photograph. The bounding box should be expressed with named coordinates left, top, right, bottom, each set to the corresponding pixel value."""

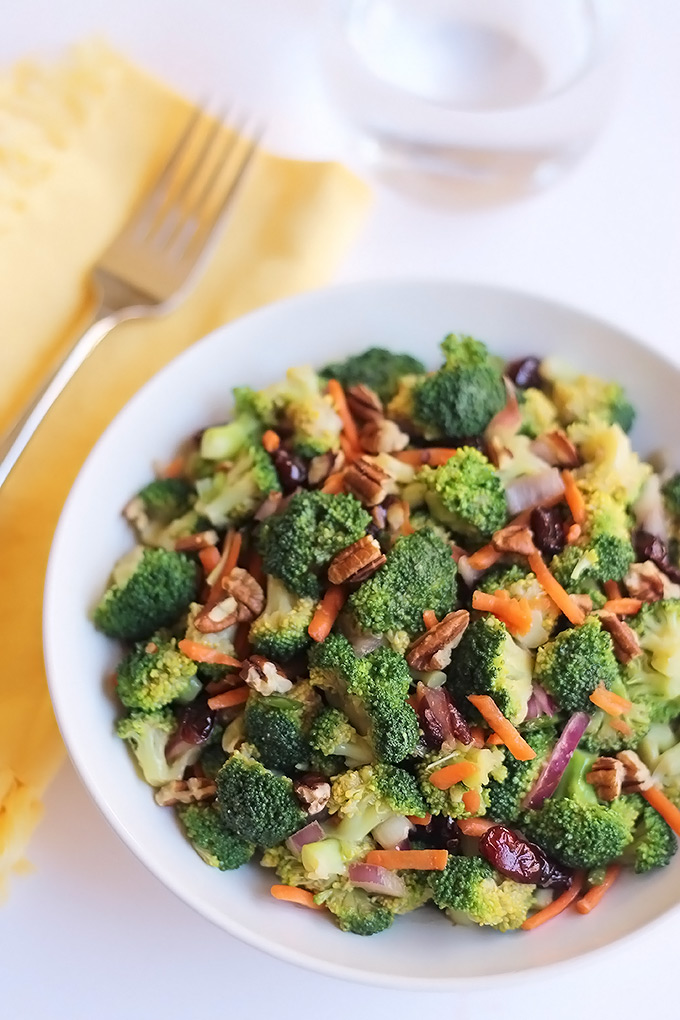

left=3, top=2, right=680, bottom=1016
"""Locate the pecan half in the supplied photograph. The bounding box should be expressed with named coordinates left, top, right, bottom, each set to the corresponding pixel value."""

left=174, top=529, right=220, bottom=552
left=625, top=560, right=680, bottom=602
left=407, top=610, right=470, bottom=671
left=359, top=419, right=410, bottom=455
left=327, top=534, right=386, bottom=585
left=308, top=449, right=346, bottom=487
left=530, top=430, right=580, bottom=468
left=241, top=655, right=292, bottom=696
left=344, top=456, right=392, bottom=506
left=223, top=567, right=265, bottom=622
left=598, top=610, right=642, bottom=664
left=194, top=595, right=240, bottom=633
left=571, top=593, right=593, bottom=616
left=154, top=777, right=217, bottom=806
left=586, top=757, right=624, bottom=801
left=617, top=750, right=653, bottom=794
left=346, top=384, right=383, bottom=423
left=491, top=523, right=537, bottom=557
left=294, top=773, right=331, bottom=816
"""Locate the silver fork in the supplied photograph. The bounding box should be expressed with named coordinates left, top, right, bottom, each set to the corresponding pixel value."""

left=0, top=107, right=262, bottom=488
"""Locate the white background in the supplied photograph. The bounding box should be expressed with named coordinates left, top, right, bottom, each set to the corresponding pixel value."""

left=3, top=1, right=680, bottom=1016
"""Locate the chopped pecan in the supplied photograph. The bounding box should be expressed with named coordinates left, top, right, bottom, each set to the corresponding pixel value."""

left=154, top=777, right=217, bottom=806
left=617, top=750, right=653, bottom=794
left=293, top=773, right=331, bottom=815
left=491, top=523, right=537, bottom=557
left=223, top=567, right=265, bottom=622
left=344, top=456, right=392, bottom=506
left=308, top=449, right=346, bottom=487
left=174, top=529, right=220, bottom=552
left=346, top=384, right=383, bottom=423
left=586, top=757, right=624, bottom=802
left=625, top=560, right=680, bottom=602
left=359, top=419, right=410, bottom=455
left=328, top=534, right=386, bottom=585
left=385, top=496, right=409, bottom=534
left=241, top=655, right=292, bottom=696
left=598, top=610, right=642, bottom=664
left=254, top=490, right=283, bottom=521
left=530, top=430, right=580, bottom=468
left=571, top=593, right=593, bottom=616
left=407, top=610, right=471, bottom=671
left=194, top=595, right=240, bottom=633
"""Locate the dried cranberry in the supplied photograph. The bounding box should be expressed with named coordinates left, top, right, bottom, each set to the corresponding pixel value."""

left=166, top=698, right=215, bottom=763
left=634, top=530, right=680, bottom=583
left=448, top=702, right=473, bottom=746
left=272, top=448, right=308, bottom=493
left=479, top=825, right=570, bottom=890
left=420, top=706, right=446, bottom=749
left=530, top=505, right=565, bottom=558
left=506, top=356, right=542, bottom=390
left=420, top=815, right=461, bottom=854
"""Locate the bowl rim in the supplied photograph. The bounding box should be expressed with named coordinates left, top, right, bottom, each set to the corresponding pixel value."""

left=43, top=276, right=680, bottom=989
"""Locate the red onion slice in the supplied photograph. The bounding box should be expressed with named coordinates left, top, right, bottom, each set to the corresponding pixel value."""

left=286, top=819, right=325, bottom=856
left=372, top=815, right=413, bottom=850
left=505, top=468, right=565, bottom=515
left=522, top=712, right=590, bottom=810
left=525, top=683, right=557, bottom=719
left=485, top=377, right=521, bottom=443
left=348, top=863, right=406, bottom=897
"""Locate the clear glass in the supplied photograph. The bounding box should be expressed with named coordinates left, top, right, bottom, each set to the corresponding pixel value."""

left=321, top=0, right=622, bottom=202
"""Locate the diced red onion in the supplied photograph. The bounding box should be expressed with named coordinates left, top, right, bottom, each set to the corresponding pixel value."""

left=347, top=863, right=407, bottom=897
left=372, top=815, right=413, bottom=850
left=529, top=431, right=580, bottom=469
left=522, top=712, right=590, bottom=810
left=285, top=819, right=325, bottom=856
left=485, top=377, right=521, bottom=442
left=634, top=475, right=668, bottom=543
left=457, top=554, right=483, bottom=587
left=525, top=683, right=557, bottom=719
left=165, top=699, right=216, bottom=763
left=505, top=468, right=565, bottom=515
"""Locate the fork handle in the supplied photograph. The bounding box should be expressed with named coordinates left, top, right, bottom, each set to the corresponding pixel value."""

left=0, top=307, right=141, bottom=489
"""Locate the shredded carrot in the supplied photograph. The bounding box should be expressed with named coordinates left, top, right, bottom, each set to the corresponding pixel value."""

left=609, top=718, right=633, bottom=736
left=521, top=872, right=585, bottom=930
left=270, top=885, right=324, bottom=910
left=207, top=686, right=250, bottom=710
left=429, top=761, right=479, bottom=790
left=457, top=818, right=495, bottom=837
left=472, top=589, right=533, bottom=637
left=365, top=849, right=448, bottom=871
left=469, top=725, right=486, bottom=748
left=393, top=448, right=459, bottom=467
left=603, top=598, right=642, bottom=616
left=575, top=864, right=621, bottom=915
left=222, top=530, right=242, bottom=578
left=462, top=789, right=481, bottom=814
left=321, top=471, right=345, bottom=494
left=262, top=429, right=280, bottom=453
left=486, top=733, right=505, bottom=746
left=566, top=523, right=582, bottom=545
left=604, top=580, right=622, bottom=600
left=467, top=543, right=501, bottom=572
left=308, top=584, right=347, bottom=642
left=561, top=470, right=586, bottom=526
left=246, top=549, right=265, bottom=588
left=467, top=695, right=537, bottom=762
left=234, top=621, right=252, bottom=661
left=589, top=683, right=632, bottom=716
left=159, top=454, right=185, bottom=479
left=327, top=378, right=361, bottom=452
left=399, top=500, right=415, bottom=535
left=199, top=545, right=221, bottom=575
left=177, top=639, right=242, bottom=668
left=407, top=813, right=432, bottom=826
left=527, top=551, right=586, bottom=626
left=423, top=610, right=438, bottom=630
left=340, top=433, right=359, bottom=462
left=643, top=785, right=680, bottom=837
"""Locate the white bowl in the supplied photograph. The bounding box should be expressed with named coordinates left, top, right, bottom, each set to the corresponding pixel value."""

left=44, top=279, right=680, bottom=989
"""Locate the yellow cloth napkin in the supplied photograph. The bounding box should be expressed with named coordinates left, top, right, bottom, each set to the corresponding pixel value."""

left=0, top=41, right=370, bottom=897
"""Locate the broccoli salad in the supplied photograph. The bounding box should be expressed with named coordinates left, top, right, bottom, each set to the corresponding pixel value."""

left=94, top=337, right=680, bottom=936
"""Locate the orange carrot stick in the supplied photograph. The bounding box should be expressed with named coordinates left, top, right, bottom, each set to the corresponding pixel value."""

left=589, top=683, right=632, bottom=716
left=393, top=448, right=459, bottom=467
left=365, top=849, right=448, bottom=871
left=207, top=686, right=250, bottom=710
left=457, top=818, right=496, bottom=837
left=308, top=584, right=347, bottom=642
left=262, top=429, right=280, bottom=453
left=429, top=761, right=479, bottom=790
left=159, top=454, right=185, bottom=479
left=340, top=434, right=358, bottom=462
left=321, top=471, right=345, bottom=494
left=609, top=718, right=633, bottom=736
left=603, top=598, right=643, bottom=616
left=327, top=379, right=360, bottom=451
left=527, top=551, right=586, bottom=626
left=178, top=639, right=242, bottom=668
left=270, top=885, right=324, bottom=910
left=199, top=546, right=221, bottom=575
left=643, top=785, right=680, bottom=837
left=574, top=864, right=621, bottom=915
left=467, top=543, right=502, bottom=572
left=423, top=610, right=438, bottom=630
left=467, top=695, right=537, bottom=761
left=561, top=470, right=586, bottom=526
left=407, top=813, right=432, bottom=826
left=486, top=733, right=505, bottom=746
left=462, top=789, right=481, bottom=814
left=604, top=580, right=622, bottom=601
left=472, top=589, right=533, bottom=637
left=521, top=872, right=584, bottom=930
left=222, top=530, right=242, bottom=578
left=566, top=523, right=581, bottom=545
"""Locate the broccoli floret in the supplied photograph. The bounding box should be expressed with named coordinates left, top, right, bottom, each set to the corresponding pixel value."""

left=447, top=615, right=533, bottom=725
left=581, top=676, right=651, bottom=753
left=408, top=510, right=454, bottom=546
left=417, top=741, right=507, bottom=819
left=248, top=575, right=316, bottom=661
left=410, top=335, right=506, bottom=440
left=519, top=388, right=559, bottom=439
left=411, top=447, right=507, bottom=541
left=320, top=347, right=425, bottom=403
left=375, top=870, right=433, bottom=916
left=195, top=445, right=280, bottom=527
left=622, top=798, right=677, bottom=873
left=199, top=739, right=228, bottom=779
left=533, top=617, right=619, bottom=715
left=309, top=636, right=419, bottom=764
left=265, top=365, right=343, bottom=457
left=126, top=478, right=196, bottom=546
left=184, top=602, right=238, bottom=663
left=261, top=844, right=330, bottom=892
left=309, top=708, right=373, bottom=767
left=568, top=419, right=651, bottom=505
left=624, top=600, right=680, bottom=721
left=257, top=490, right=370, bottom=599
left=662, top=473, right=680, bottom=521
left=477, top=566, right=560, bottom=649
left=177, top=803, right=255, bottom=870
left=477, top=564, right=530, bottom=594
left=487, top=722, right=557, bottom=822
left=200, top=386, right=271, bottom=461
left=520, top=749, right=636, bottom=869
left=93, top=546, right=198, bottom=640
left=329, top=764, right=427, bottom=842
left=428, top=854, right=535, bottom=931
left=116, top=708, right=198, bottom=787
left=348, top=529, right=457, bottom=638
left=215, top=750, right=306, bottom=847
left=551, top=491, right=635, bottom=589
left=546, top=366, right=635, bottom=433
left=315, top=881, right=394, bottom=936
left=646, top=741, right=680, bottom=806
left=243, top=691, right=313, bottom=773
left=115, top=637, right=200, bottom=711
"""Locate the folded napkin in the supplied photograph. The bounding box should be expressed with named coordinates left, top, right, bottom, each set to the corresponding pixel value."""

left=0, top=40, right=370, bottom=897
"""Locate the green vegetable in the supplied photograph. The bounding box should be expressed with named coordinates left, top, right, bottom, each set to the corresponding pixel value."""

left=519, top=387, right=559, bottom=438
left=195, top=445, right=280, bottom=527
left=623, top=798, right=677, bottom=873
left=476, top=566, right=560, bottom=649
left=548, top=368, right=635, bottom=432
left=550, top=491, right=635, bottom=590
left=486, top=722, right=557, bottom=822
left=248, top=575, right=316, bottom=661
left=581, top=677, right=651, bottom=753
left=625, top=600, right=680, bottom=721
left=428, top=855, right=535, bottom=931
left=410, top=447, right=507, bottom=541
left=417, top=741, right=507, bottom=818
left=320, top=346, right=425, bottom=402
left=533, top=617, right=619, bottom=714
left=447, top=615, right=533, bottom=725
left=115, top=638, right=199, bottom=711
left=329, top=764, right=426, bottom=842
left=315, top=881, right=394, bottom=936
left=177, top=803, right=255, bottom=870
left=243, top=691, right=313, bottom=773
left=309, top=707, right=373, bottom=768
left=662, top=473, right=680, bottom=520
left=215, top=751, right=307, bottom=847
left=116, top=708, right=196, bottom=787
left=568, top=419, right=650, bottom=505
